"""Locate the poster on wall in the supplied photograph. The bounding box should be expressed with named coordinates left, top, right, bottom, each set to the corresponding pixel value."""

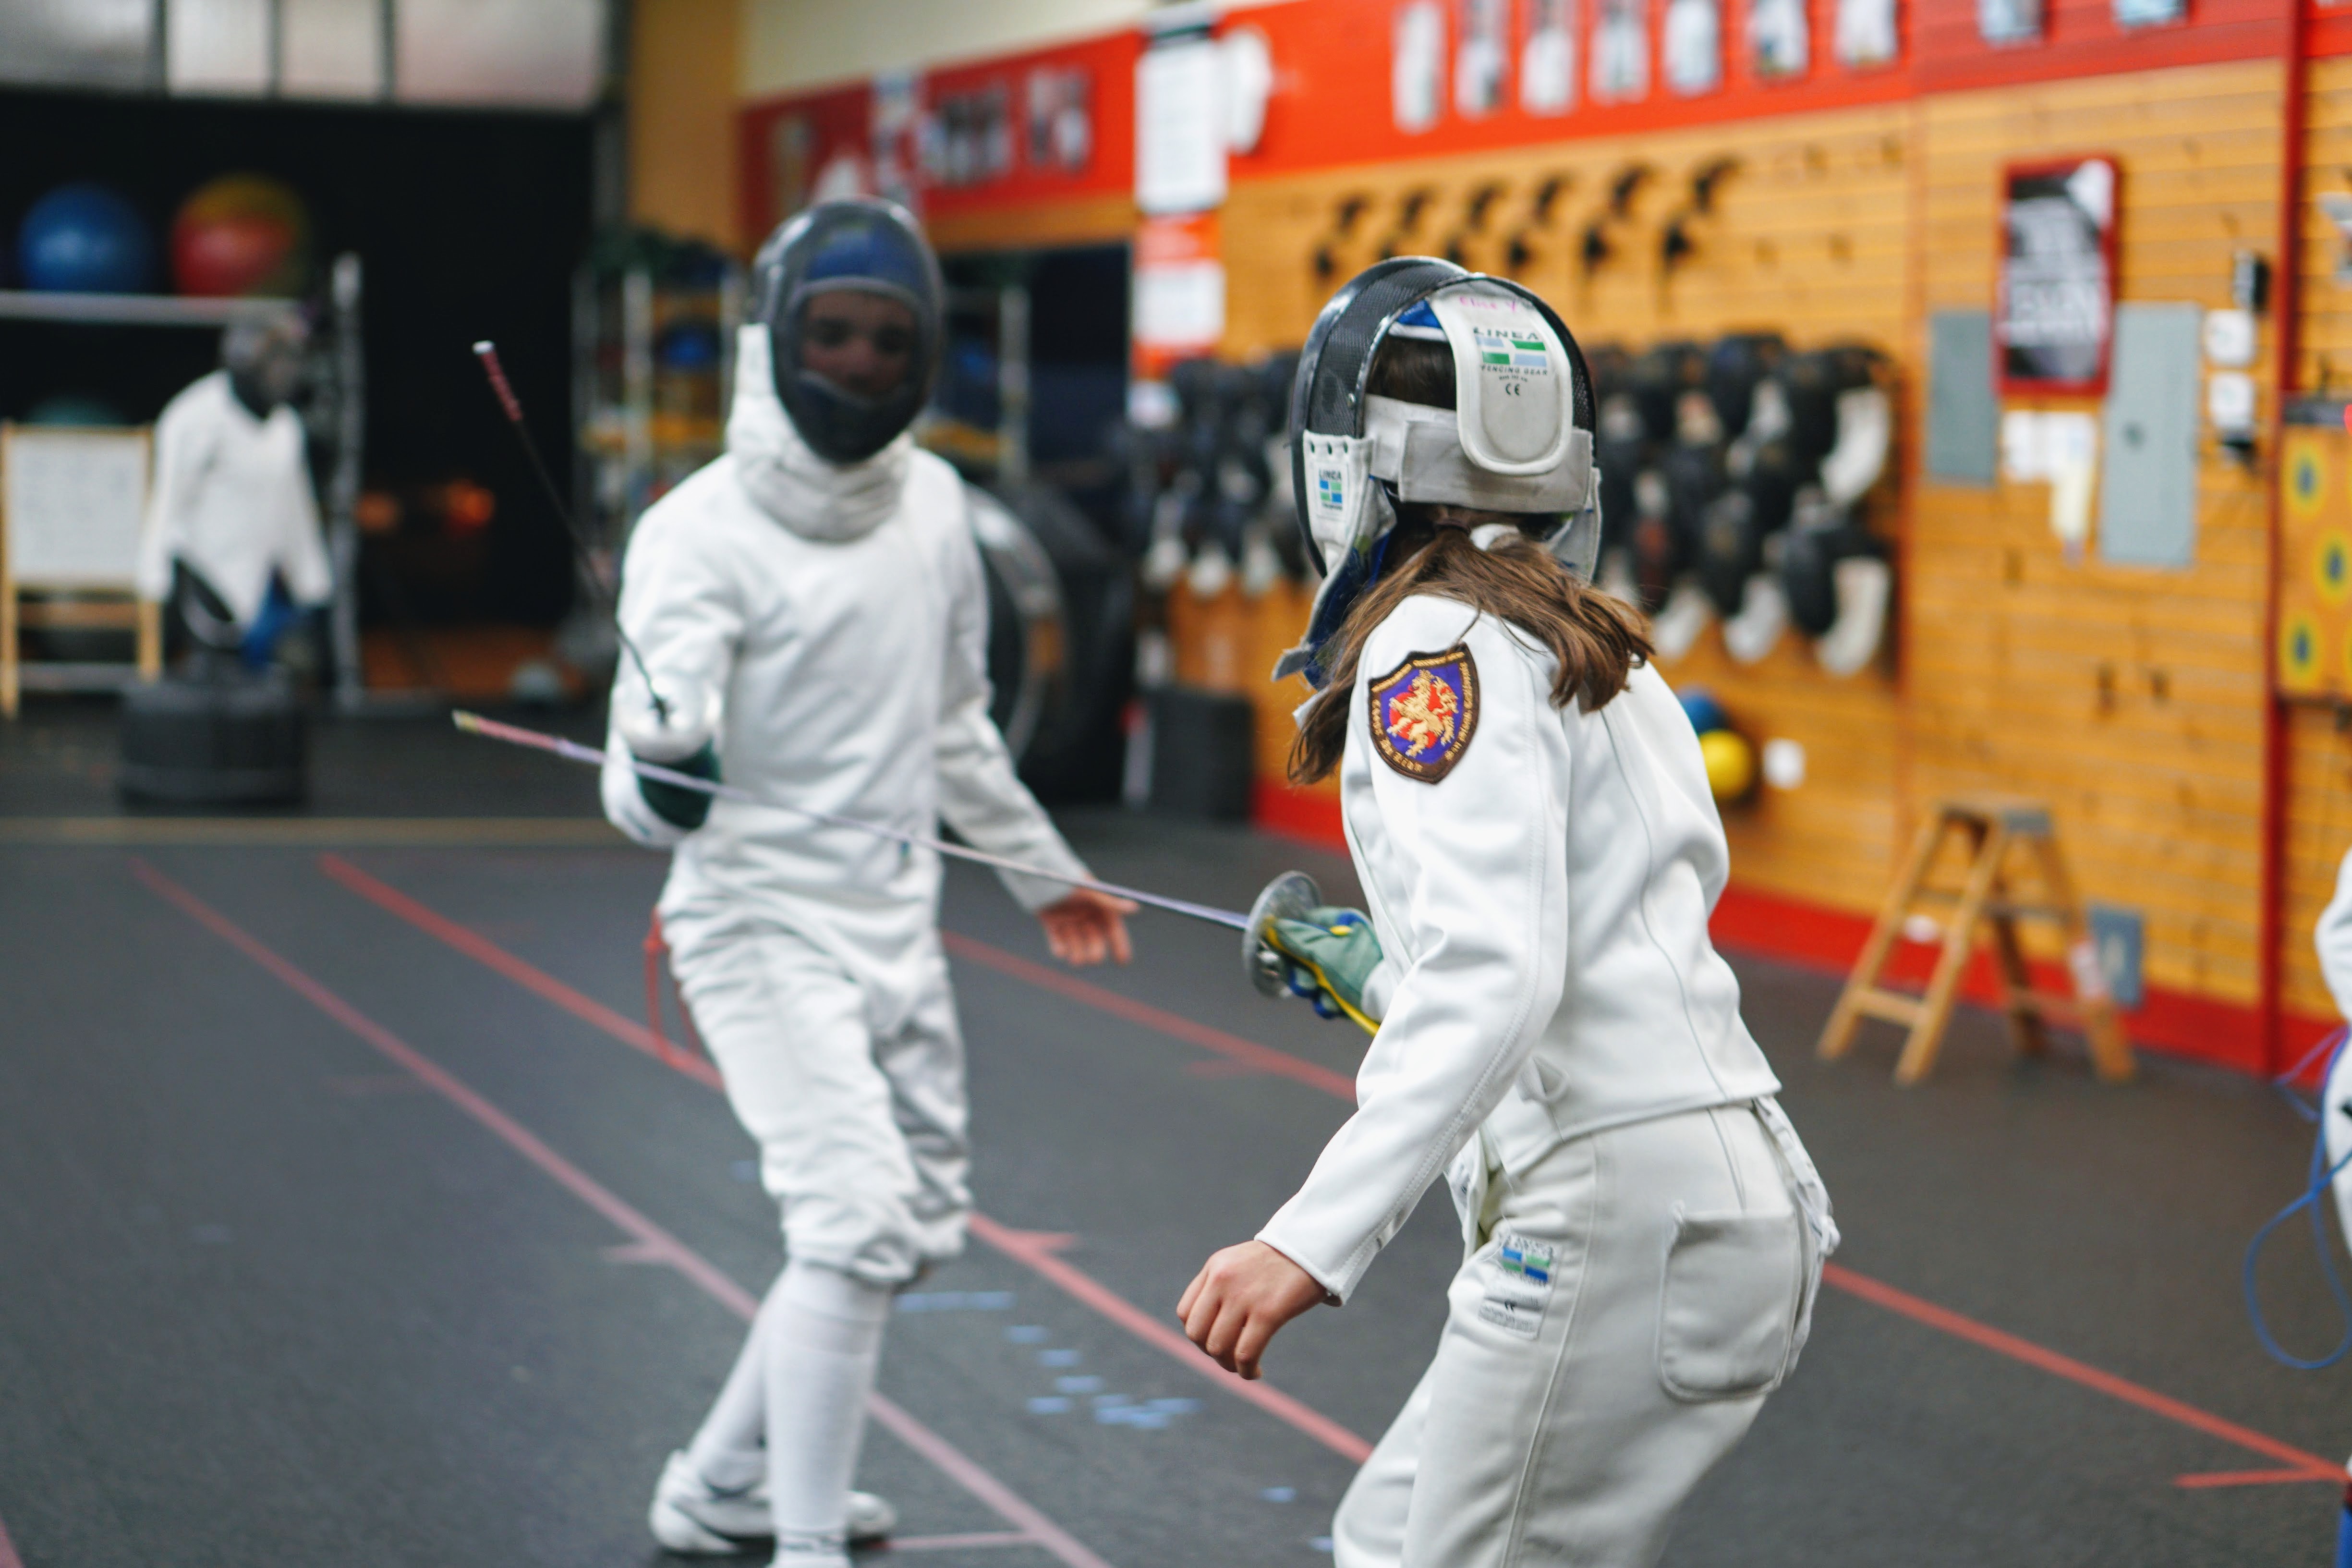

left=927, top=81, right=1013, bottom=188
left=872, top=70, right=921, bottom=209
left=1996, top=157, right=2120, bottom=394
left=1663, top=0, right=1722, bottom=94
left=1979, top=0, right=2042, bottom=43
left=1749, top=0, right=1809, bottom=77
left=1456, top=0, right=1507, bottom=115
left=1521, top=0, right=1576, bottom=113
left=1591, top=0, right=1650, bottom=100
left=1394, top=0, right=1447, bottom=132
left=1026, top=64, right=1092, bottom=173
left=1835, top=0, right=1899, bottom=66
left=1136, top=33, right=1225, bottom=213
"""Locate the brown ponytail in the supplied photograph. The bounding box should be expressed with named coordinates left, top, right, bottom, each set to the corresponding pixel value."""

left=1286, top=520, right=1652, bottom=785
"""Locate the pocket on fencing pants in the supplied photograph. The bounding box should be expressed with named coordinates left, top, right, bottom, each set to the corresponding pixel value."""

left=1654, top=1205, right=1805, bottom=1401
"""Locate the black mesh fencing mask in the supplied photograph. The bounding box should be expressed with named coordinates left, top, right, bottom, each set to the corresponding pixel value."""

left=752, top=198, right=944, bottom=464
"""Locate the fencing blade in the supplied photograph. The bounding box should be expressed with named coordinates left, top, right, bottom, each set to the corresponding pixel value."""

left=451, top=710, right=1254, bottom=933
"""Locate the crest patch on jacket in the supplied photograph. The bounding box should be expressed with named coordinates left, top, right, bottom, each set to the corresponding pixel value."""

left=1367, top=645, right=1479, bottom=782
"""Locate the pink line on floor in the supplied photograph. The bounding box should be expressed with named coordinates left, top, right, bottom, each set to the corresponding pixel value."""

left=133, top=858, right=1105, bottom=1568
left=0, top=1507, right=23, bottom=1568
left=321, top=855, right=1374, bottom=1465
left=886, top=1532, right=1037, bottom=1551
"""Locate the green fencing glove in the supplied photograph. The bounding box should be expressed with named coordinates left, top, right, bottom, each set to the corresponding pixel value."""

left=637, top=740, right=720, bottom=831
left=1267, top=906, right=1385, bottom=1033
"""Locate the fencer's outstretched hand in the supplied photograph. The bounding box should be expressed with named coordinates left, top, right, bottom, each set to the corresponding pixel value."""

left=1177, top=1240, right=1328, bottom=1380
left=1039, top=887, right=1135, bottom=966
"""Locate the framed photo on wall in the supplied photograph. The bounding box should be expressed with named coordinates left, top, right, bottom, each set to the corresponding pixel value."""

left=1996, top=156, right=2120, bottom=395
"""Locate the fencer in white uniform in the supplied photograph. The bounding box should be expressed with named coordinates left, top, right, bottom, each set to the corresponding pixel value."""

left=600, top=199, right=1130, bottom=1567
left=135, top=315, right=329, bottom=663
left=1183, top=261, right=1837, bottom=1568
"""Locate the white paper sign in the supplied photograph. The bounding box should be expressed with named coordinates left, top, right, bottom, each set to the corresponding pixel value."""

left=1136, top=37, right=1226, bottom=215
left=1134, top=260, right=1226, bottom=352
left=4, top=427, right=150, bottom=586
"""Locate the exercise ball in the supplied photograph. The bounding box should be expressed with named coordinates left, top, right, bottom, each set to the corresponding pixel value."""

left=170, top=174, right=311, bottom=298
left=1677, top=687, right=1728, bottom=736
left=17, top=184, right=155, bottom=293
left=1698, top=728, right=1756, bottom=802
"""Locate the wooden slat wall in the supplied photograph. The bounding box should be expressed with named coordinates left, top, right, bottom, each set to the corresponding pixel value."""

left=2281, top=56, right=2352, bottom=1025
left=1214, top=104, right=1915, bottom=911
left=1911, top=59, right=2282, bottom=1004
left=2284, top=703, right=2352, bottom=1019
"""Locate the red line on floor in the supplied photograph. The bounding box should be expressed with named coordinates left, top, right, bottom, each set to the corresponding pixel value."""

left=1819, top=1264, right=2341, bottom=1480
left=132, top=859, right=1104, bottom=1568
left=938, top=926, right=2348, bottom=1488
left=2171, top=1467, right=2341, bottom=1489
left=0, top=1507, right=23, bottom=1568
left=317, top=854, right=1375, bottom=1465
left=939, top=931, right=1360, bottom=1100
left=318, top=853, right=724, bottom=1091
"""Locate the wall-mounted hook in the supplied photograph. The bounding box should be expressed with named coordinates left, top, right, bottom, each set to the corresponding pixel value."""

left=1689, top=157, right=1740, bottom=213
left=1530, top=172, right=1572, bottom=225
left=1607, top=163, right=1653, bottom=218
left=1580, top=219, right=1613, bottom=274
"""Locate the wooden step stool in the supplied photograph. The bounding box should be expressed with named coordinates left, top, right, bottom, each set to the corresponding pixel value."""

left=1816, top=795, right=2135, bottom=1086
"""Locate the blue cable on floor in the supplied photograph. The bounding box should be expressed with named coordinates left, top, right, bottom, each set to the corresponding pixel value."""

left=2244, top=1028, right=2352, bottom=1371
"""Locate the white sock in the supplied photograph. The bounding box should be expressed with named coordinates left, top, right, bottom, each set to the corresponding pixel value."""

left=765, top=1259, right=891, bottom=1566
left=682, top=1276, right=786, bottom=1494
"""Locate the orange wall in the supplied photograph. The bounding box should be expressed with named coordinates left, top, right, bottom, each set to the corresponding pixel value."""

left=629, top=0, right=743, bottom=249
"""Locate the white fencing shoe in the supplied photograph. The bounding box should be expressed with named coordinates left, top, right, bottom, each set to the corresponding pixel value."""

left=844, top=1491, right=897, bottom=1544
left=651, top=1451, right=771, bottom=1554
left=649, top=1452, right=897, bottom=1553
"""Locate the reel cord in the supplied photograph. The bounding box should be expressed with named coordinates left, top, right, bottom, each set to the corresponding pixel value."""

left=2243, top=1027, right=2352, bottom=1369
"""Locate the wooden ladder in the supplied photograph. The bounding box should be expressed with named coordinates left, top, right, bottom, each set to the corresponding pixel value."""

left=1816, top=795, right=2135, bottom=1086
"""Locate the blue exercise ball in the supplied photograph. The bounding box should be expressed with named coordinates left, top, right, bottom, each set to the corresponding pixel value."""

left=18, top=183, right=156, bottom=294
left=1678, top=687, right=1728, bottom=736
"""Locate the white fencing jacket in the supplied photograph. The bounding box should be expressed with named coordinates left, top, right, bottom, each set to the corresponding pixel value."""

left=1258, top=595, right=1782, bottom=1301
left=135, top=370, right=330, bottom=625
left=601, top=328, right=1089, bottom=1023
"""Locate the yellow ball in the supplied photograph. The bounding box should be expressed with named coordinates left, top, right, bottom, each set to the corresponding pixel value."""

left=1699, top=729, right=1755, bottom=802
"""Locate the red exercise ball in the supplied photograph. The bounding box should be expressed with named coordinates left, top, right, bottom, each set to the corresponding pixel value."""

left=170, top=173, right=312, bottom=298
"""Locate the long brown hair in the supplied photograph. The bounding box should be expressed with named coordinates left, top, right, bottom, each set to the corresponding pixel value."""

left=1287, top=335, right=1652, bottom=785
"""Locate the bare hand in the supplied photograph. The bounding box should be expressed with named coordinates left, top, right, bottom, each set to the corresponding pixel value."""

left=1039, top=887, right=1135, bottom=966
left=1176, top=1240, right=1328, bottom=1380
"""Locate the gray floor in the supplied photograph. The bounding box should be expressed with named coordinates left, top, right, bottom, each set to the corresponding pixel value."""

left=1, top=704, right=2347, bottom=1565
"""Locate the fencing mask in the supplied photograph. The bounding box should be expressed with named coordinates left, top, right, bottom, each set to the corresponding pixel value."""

left=1277, top=258, right=1599, bottom=684
left=222, top=314, right=307, bottom=417
left=752, top=197, right=944, bottom=465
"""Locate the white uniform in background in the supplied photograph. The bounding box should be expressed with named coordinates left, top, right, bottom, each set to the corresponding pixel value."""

left=1262, top=594, right=1835, bottom=1568
left=604, top=320, right=1090, bottom=1564
left=135, top=369, right=330, bottom=625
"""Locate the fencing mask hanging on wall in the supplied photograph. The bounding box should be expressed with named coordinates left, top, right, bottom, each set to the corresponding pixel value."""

left=752, top=197, right=945, bottom=465
left=1277, top=258, right=1599, bottom=683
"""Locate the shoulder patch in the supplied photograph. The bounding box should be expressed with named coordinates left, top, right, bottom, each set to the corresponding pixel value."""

left=1366, top=644, right=1479, bottom=782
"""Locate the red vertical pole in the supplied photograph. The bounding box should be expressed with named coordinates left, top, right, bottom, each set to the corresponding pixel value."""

left=2264, top=0, right=2312, bottom=1074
